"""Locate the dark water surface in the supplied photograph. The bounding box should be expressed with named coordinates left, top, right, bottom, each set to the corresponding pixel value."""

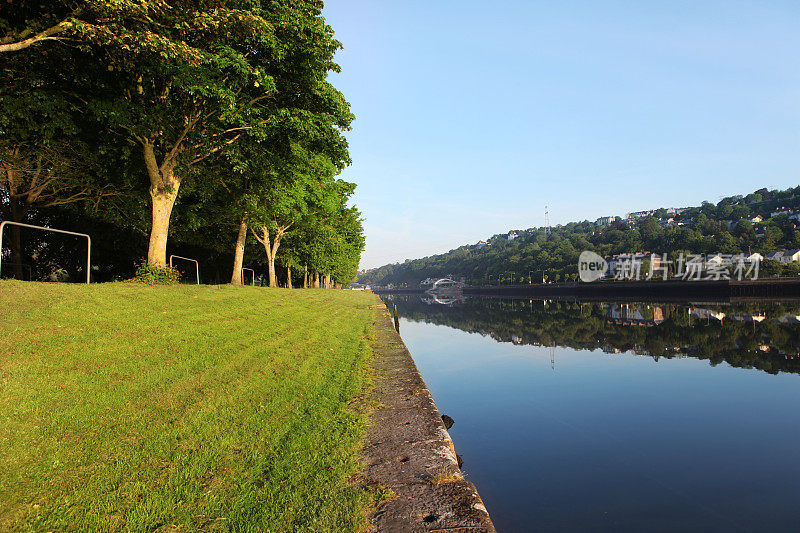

left=382, top=295, right=800, bottom=532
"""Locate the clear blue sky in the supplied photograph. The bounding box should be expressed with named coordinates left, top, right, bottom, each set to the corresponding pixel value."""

left=322, top=1, right=800, bottom=269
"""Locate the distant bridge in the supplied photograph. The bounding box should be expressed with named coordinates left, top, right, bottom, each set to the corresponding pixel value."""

left=430, top=278, right=460, bottom=289
left=425, top=278, right=462, bottom=296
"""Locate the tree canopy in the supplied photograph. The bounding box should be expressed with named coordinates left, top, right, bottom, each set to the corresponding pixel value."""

left=1, top=0, right=364, bottom=285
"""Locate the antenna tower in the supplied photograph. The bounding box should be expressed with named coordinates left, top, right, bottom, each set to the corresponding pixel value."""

left=545, top=205, right=551, bottom=235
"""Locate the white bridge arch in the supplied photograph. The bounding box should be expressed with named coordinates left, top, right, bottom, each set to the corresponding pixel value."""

left=432, top=278, right=459, bottom=288
left=426, top=278, right=462, bottom=293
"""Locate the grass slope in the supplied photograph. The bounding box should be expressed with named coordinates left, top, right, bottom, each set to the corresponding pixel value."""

left=0, top=281, right=377, bottom=531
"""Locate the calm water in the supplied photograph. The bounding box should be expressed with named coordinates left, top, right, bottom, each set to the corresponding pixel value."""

left=382, top=295, right=800, bottom=532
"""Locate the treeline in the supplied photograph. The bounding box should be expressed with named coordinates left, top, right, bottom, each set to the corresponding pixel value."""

left=361, top=187, right=800, bottom=286
left=0, top=1, right=364, bottom=286
left=385, top=296, right=800, bottom=376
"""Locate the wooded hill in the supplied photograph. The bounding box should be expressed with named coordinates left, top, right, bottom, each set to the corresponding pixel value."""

left=360, top=187, right=800, bottom=286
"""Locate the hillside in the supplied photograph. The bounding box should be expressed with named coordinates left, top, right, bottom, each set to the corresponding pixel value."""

left=359, top=187, right=800, bottom=286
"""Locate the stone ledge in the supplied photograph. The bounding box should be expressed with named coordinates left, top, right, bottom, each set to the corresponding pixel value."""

left=365, top=297, right=495, bottom=532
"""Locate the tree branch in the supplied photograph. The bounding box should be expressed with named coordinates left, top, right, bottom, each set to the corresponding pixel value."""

left=0, top=19, right=73, bottom=53
left=188, top=133, right=243, bottom=166
left=162, top=109, right=201, bottom=167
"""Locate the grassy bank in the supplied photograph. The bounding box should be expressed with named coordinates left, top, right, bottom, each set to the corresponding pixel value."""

left=0, top=281, right=377, bottom=531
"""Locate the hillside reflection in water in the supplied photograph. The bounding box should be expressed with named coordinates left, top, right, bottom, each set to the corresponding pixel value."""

left=381, top=295, right=800, bottom=532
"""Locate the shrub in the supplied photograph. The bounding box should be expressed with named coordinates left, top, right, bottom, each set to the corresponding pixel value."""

left=133, top=261, right=182, bottom=285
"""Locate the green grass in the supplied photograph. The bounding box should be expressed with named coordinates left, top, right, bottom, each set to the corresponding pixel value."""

left=0, top=281, right=378, bottom=532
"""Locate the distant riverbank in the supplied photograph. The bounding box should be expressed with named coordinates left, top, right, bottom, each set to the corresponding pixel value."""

left=374, top=277, right=800, bottom=302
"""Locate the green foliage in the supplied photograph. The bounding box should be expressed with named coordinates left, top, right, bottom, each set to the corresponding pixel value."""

left=133, top=261, right=181, bottom=284
left=1, top=0, right=365, bottom=279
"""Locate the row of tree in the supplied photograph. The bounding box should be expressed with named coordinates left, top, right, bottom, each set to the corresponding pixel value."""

left=361, top=187, right=800, bottom=286
left=1, top=0, right=364, bottom=286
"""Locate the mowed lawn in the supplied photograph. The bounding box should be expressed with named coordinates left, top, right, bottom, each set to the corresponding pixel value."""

left=0, top=281, right=378, bottom=532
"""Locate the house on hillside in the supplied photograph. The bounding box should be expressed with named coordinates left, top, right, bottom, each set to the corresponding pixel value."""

left=507, top=231, right=519, bottom=241
left=782, top=250, right=800, bottom=263
left=475, top=240, right=490, bottom=249
left=751, top=215, right=764, bottom=223
left=625, top=210, right=654, bottom=220
left=766, top=251, right=785, bottom=262
left=765, top=250, right=800, bottom=263
left=595, top=216, right=617, bottom=226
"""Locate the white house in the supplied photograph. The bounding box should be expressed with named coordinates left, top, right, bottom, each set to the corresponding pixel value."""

left=782, top=250, right=800, bottom=263
left=595, top=216, right=617, bottom=226
left=507, top=231, right=519, bottom=241
left=625, top=210, right=654, bottom=220
left=765, top=250, right=800, bottom=263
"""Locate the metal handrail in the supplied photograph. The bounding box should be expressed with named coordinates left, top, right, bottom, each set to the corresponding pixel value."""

left=242, top=267, right=255, bottom=286
left=0, top=221, right=91, bottom=284
left=169, top=255, right=199, bottom=285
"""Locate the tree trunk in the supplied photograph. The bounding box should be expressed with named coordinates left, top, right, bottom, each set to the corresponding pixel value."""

left=303, top=265, right=308, bottom=288
left=267, top=252, right=277, bottom=287
left=230, top=219, right=247, bottom=285
left=147, top=190, right=178, bottom=267
left=143, top=143, right=180, bottom=268
left=325, top=274, right=331, bottom=289
left=313, top=271, right=320, bottom=288
left=287, top=265, right=293, bottom=289
left=254, top=225, right=281, bottom=287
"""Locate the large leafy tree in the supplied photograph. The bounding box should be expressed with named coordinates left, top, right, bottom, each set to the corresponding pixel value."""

left=245, top=149, right=342, bottom=287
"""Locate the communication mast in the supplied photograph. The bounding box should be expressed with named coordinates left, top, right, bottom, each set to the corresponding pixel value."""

left=545, top=205, right=551, bottom=235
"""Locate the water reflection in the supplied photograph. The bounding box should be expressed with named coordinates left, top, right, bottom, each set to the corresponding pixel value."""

left=379, top=294, right=800, bottom=531
left=384, top=295, right=800, bottom=376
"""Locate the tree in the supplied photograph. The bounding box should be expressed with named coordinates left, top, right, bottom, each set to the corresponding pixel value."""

left=250, top=176, right=312, bottom=288
left=0, top=42, right=127, bottom=277
left=640, top=217, right=662, bottom=248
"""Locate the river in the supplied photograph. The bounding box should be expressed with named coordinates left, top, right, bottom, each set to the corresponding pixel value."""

left=380, top=294, right=800, bottom=532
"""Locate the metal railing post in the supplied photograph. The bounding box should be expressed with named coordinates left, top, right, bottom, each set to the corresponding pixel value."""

left=0, top=221, right=92, bottom=284
left=242, top=267, right=255, bottom=286
left=169, top=255, right=200, bottom=285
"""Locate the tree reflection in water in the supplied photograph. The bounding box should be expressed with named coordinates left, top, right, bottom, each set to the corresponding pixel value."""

left=383, top=295, right=800, bottom=376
